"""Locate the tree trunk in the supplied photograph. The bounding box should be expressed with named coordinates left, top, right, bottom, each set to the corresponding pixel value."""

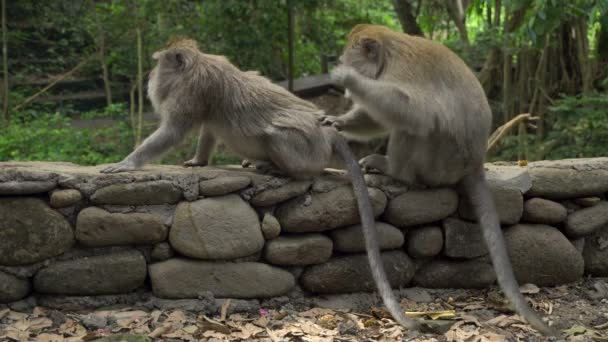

left=2, top=0, right=8, bottom=124
left=502, top=52, right=513, bottom=123
left=493, top=0, right=501, bottom=27
left=136, top=26, right=143, bottom=146
left=98, top=26, right=112, bottom=106
left=575, top=19, right=592, bottom=95
left=391, top=0, right=424, bottom=36
left=486, top=1, right=492, bottom=28
left=446, top=0, right=469, bottom=45
left=477, top=0, right=501, bottom=94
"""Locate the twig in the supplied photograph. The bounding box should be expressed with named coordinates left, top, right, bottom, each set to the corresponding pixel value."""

left=12, top=53, right=98, bottom=112
left=487, top=113, right=539, bottom=152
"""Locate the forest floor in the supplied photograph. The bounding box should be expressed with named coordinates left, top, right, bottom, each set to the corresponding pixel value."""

left=1, top=277, right=607, bottom=341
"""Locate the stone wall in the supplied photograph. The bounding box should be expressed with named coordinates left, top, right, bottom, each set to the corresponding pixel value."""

left=1, top=159, right=607, bottom=311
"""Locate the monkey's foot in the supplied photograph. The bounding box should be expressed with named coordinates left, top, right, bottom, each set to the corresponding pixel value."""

left=183, top=158, right=208, bottom=167
left=100, top=161, right=138, bottom=174
left=359, top=154, right=389, bottom=174
left=319, top=115, right=343, bottom=131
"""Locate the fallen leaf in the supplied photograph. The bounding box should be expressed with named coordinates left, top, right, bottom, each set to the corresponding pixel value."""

left=232, top=322, right=264, bottom=339
left=7, top=311, right=28, bottom=321
left=564, top=325, right=589, bottom=336
left=594, top=321, right=608, bottom=330
left=182, top=325, right=198, bottom=334
left=485, top=314, right=523, bottom=328
left=272, top=311, right=288, bottom=320
left=519, top=283, right=540, bottom=294
left=165, top=310, right=186, bottom=324
left=35, top=333, right=65, bottom=342
left=318, top=314, right=338, bottom=329
left=28, top=317, right=53, bottom=332
left=220, top=299, right=231, bottom=322
left=405, top=310, right=456, bottom=320
left=148, top=324, right=172, bottom=338
left=32, top=307, right=48, bottom=317
left=0, top=308, right=9, bottom=320
left=299, top=308, right=335, bottom=318
left=199, top=316, right=231, bottom=334
left=253, top=315, right=269, bottom=328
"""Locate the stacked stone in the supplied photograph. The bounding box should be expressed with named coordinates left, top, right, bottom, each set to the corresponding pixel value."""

left=1, top=158, right=608, bottom=308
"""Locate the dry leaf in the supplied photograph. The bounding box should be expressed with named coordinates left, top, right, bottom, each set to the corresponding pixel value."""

left=0, top=308, right=9, bottom=320
left=318, top=314, right=338, bottom=329
left=220, top=299, right=231, bottom=322
left=7, top=311, right=28, bottom=321
left=299, top=308, right=335, bottom=318
left=165, top=310, right=186, bottom=324
left=182, top=325, right=198, bottom=334
left=199, top=316, right=231, bottom=334
left=35, top=333, right=66, bottom=342
left=253, top=315, right=269, bottom=328
left=232, top=322, right=264, bottom=339
left=519, top=283, right=540, bottom=294
left=148, top=324, right=172, bottom=338
left=32, top=307, right=48, bottom=317
left=405, top=310, right=456, bottom=320
left=28, top=317, right=53, bottom=332
left=485, top=314, right=524, bottom=328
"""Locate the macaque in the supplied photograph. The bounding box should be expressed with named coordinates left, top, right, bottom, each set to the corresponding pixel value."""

left=101, top=38, right=402, bottom=321
left=323, top=24, right=556, bottom=336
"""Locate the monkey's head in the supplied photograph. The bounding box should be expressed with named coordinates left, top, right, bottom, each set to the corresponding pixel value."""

left=339, top=24, right=402, bottom=79
left=152, top=37, right=201, bottom=73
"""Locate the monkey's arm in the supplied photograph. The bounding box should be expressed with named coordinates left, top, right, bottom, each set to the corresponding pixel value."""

left=321, top=106, right=388, bottom=141
left=184, top=126, right=216, bottom=167
left=331, top=66, right=433, bottom=133
left=101, top=119, right=190, bottom=173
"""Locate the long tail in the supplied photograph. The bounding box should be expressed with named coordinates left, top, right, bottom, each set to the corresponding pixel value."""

left=462, top=171, right=558, bottom=337
left=332, top=133, right=418, bottom=330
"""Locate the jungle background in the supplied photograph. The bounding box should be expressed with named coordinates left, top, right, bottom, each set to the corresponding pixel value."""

left=0, top=0, right=607, bottom=166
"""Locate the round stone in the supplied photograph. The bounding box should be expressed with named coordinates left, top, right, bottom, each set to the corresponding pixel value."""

left=170, top=195, right=264, bottom=260
left=0, top=197, right=74, bottom=266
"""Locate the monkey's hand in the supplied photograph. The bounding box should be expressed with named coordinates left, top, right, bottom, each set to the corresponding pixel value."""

left=319, top=115, right=344, bottom=131
left=183, top=158, right=208, bottom=167
left=359, top=154, right=389, bottom=174
left=330, top=65, right=358, bottom=88
left=100, top=160, right=138, bottom=173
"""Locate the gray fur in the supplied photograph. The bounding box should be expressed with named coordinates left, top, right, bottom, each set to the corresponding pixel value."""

left=326, top=24, right=557, bottom=336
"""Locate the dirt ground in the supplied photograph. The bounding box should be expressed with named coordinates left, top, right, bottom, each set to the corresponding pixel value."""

left=1, top=277, right=607, bottom=341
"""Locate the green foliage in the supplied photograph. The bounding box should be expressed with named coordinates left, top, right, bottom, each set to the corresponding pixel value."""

left=543, top=94, right=608, bottom=158
left=492, top=94, right=608, bottom=161
left=80, top=103, right=128, bottom=119
left=0, top=112, right=131, bottom=165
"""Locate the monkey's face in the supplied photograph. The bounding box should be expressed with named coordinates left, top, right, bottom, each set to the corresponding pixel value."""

left=339, top=37, right=384, bottom=79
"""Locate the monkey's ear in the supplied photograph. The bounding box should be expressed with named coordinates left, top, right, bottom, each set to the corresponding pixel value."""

left=162, top=51, right=186, bottom=70
left=361, top=38, right=381, bottom=62
left=174, top=52, right=184, bottom=68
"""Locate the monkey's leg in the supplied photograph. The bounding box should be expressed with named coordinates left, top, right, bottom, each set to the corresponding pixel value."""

left=184, top=126, right=216, bottom=167
left=101, top=120, right=190, bottom=173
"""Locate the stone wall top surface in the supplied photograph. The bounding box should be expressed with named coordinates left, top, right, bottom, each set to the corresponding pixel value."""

left=2, top=158, right=608, bottom=196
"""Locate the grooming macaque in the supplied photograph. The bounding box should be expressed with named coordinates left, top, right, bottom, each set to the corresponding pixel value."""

left=323, top=24, right=556, bottom=336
